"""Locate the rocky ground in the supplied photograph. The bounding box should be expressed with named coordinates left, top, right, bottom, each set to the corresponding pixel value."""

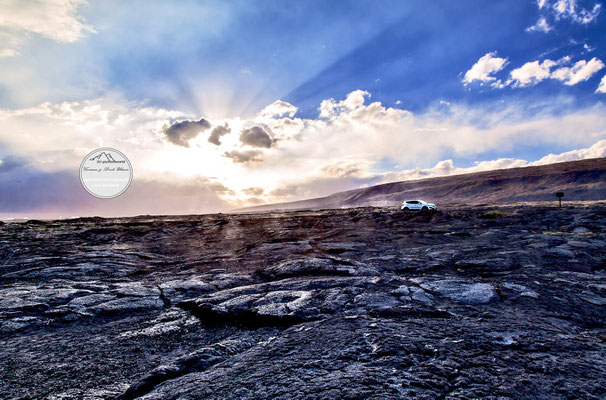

left=1, top=203, right=605, bottom=399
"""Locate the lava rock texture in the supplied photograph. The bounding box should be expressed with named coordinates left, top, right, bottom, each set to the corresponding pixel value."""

left=1, top=204, right=606, bottom=399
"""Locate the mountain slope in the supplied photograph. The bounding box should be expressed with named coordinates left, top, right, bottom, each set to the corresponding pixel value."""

left=241, top=157, right=606, bottom=211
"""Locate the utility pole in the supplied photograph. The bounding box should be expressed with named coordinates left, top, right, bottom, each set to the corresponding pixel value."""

left=556, top=192, right=564, bottom=208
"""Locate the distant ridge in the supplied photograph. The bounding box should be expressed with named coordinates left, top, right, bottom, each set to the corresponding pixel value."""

left=240, top=157, right=606, bottom=211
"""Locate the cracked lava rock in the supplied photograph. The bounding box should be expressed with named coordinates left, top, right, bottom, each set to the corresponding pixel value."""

left=1, top=204, right=606, bottom=399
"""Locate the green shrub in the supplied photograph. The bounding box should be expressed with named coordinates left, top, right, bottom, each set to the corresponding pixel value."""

left=479, top=210, right=505, bottom=219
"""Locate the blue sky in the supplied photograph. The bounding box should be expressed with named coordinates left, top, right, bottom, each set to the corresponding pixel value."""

left=0, top=0, right=605, bottom=217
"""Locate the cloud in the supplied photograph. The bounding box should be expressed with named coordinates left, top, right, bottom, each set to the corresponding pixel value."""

left=0, top=170, right=227, bottom=218
left=320, top=161, right=364, bottom=178
left=0, top=98, right=184, bottom=175
left=509, top=59, right=557, bottom=87
left=380, top=139, right=606, bottom=184
left=531, top=139, right=606, bottom=165
left=381, top=158, right=528, bottom=183
left=462, top=52, right=508, bottom=85
left=526, top=16, right=553, bottom=32
left=162, top=118, right=211, bottom=147
left=242, top=187, right=264, bottom=196
left=0, top=152, right=229, bottom=218
left=574, top=3, right=601, bottom=23
left=245, top=197, right=264, bottom=204
left=319, top=89, right=370, bottom=118
left=0, top=167, right=88, bottom=214
left=0, top=0, right=95, bottom=47
left=2, top=90, right=606, bottom=213
left=223, top=149, right=264, bottom=164
left=553, top=0, right=575, bottom=16
left=0, top=155, right=21, bottom=172
left=0, top=48, right=19, bottom=57
left=269, top=186, right=299, bottom=197
left=260, top=100, right=298, bottom=118
left=263, top=175, right=382, bottom=204
left=596, top=75, right=606, bottom=93
left=526, top=1, right=601, bottom=38
left=207, top=182, right=234, bottom=195
left=551, top=57, right=604, bottom=85
left=552, top=0, right=601, bottom=23
left=208, top=123, right=231, bottom=146
left=252, top=90, right=606, bottom=204
left=490, top=56, right=604, bottom=88
left=239, top=125, right=276, bottom=148
left=534, top=0, right=602, bottom=25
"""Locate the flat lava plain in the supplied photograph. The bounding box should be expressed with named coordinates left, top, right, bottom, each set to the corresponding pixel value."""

left=1, top=203, right=605, bottom=399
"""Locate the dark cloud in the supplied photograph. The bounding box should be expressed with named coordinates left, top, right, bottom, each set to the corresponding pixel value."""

left=321, top=163, right=362, bottom=178
left=245, top=197, right=264, bottom=204
left=268, top=175, right=383, bottom=202
left=269, top=186, right=299, bottom=197
left=208, top=123, right=231, bottom=146
left=0, top=164, right=91, bottom=213
left=207, top=182, right=234, bottom=195
left=0, top=157, right=228, bottom=218
left=242, top=187, right=264, bottom=196
left=162, top=118, right=211, bottom=147
left=223, top=149, right=264, bottom=164
left=0, top=156, right=22, bottom=173
left=239, top=125, right=276, bottom=148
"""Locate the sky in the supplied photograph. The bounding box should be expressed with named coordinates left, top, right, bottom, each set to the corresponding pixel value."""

left=1, top=0, right=606, bottom=218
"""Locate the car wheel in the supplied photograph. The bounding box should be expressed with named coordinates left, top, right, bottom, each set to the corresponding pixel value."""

left=403, top=207, right=409, bottom=211
left=422, top=206, right=428, bottom=211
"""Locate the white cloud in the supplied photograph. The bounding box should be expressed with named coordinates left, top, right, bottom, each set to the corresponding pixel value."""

left=487, top=56, right=604, bottom=88
left=551, top=57, right=604, bottom=85
left=319, top=89, right=371, bottom=118
left=260, top=100, right=298, bottom=118
left=526, top=16, right=553, bottom=32
left=547, top=0, right=602, bottom=23
left=382, top=139, right=606, bottom=183
left=253, top=91, right=606, bottom=204
left=530, top=0, right=601, bottom=30
left=490, top=80, right=507, bottom=89
left=509, top=59, right=557, bottom=87
left=596, top=75, right=606, bottom=93
left=382, top=157, right=529, bottom=182
left=0, top=48, right=18, bottom=57
left=531, top=139, right=606, bottom=165
left=0, top=0, right=95, bottom=43
left=553, top=0, right=576, bottom=16
left=462, top=52, right=508, bottom=85
left=0, top=98, right=184, bottom=174
left=574, top=3, right=602, bottom=23
left=2, top=91, right=606, bottom=211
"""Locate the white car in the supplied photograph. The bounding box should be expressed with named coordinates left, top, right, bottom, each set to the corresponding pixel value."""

left=400, top=200, right=436, bottom=211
